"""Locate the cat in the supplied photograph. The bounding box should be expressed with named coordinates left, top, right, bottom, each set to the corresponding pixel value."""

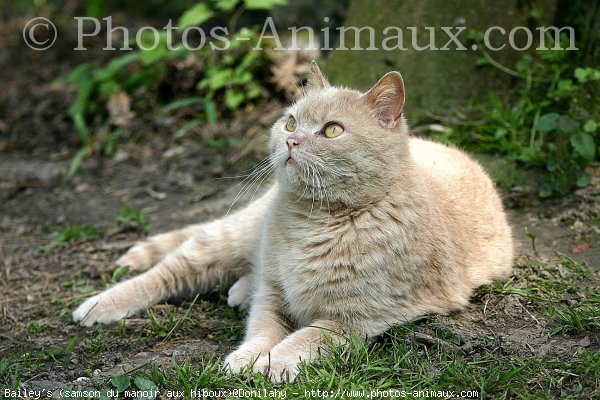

left=73, top=61, right=514, bottom=383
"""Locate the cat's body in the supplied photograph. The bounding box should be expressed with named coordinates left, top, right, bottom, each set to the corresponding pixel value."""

left=73, top=63, right=513, bottom=382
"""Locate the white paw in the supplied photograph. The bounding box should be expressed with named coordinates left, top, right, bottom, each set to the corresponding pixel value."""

left=223, top=339, right=272, bottom=374
left=223, top=348, right=260, bottom=374
left=253, top=353, right=301, bottom=383
left=73, top=290, right=135, bottom=326
left=227, top=275, right=253, bottom=309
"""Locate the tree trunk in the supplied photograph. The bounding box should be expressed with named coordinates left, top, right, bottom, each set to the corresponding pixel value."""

left=324, top=0, right=557, bottom=122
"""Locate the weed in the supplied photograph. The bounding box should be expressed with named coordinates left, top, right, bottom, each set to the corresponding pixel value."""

left=433, top=13, right=600, bottom=197
left=144, top=306, right=180, bottom=338
left=47, top=223, right=101, bottom=247
left=27, top=323, right=47, bottom=335
left=116, top=205, right=152, bottom=231
left=101, top=265, right=130, bottom=286
left=65, top=0, right=285, bottom=175
left=548, top=305, right=600, bottom=335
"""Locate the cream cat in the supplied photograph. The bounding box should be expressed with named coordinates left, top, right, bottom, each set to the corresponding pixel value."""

left=73, top=62, right=513, bottom=382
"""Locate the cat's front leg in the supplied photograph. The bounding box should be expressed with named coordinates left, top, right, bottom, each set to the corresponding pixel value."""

left=252, top=320, right=347, bottom=383
left=223, top=285, right=292, bottom=373
left=74, top=230, right=242, bottom=326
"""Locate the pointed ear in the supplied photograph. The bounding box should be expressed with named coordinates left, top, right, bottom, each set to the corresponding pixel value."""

left=361, top=71, right=405, bottom=129
left=306, top=60, right=330, bottom=90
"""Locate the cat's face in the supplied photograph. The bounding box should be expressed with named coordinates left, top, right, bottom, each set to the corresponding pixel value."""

left=269, top=63, right=409, bottom=207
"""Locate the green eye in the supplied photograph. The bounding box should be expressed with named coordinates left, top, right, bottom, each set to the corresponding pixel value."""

left=285, top=116, right=297, bottom=132
left=324, top=123, right=344, bottom=138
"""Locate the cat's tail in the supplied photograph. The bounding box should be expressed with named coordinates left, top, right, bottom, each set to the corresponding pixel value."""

left=73, top=186, right=277, bottom=326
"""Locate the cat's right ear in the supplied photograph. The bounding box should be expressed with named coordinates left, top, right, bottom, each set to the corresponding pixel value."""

left=361, top=71, right=405, bottom=129
left=306, top=60, right=330, bottom=90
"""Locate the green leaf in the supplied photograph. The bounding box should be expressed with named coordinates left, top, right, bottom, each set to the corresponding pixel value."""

left=538, top=183, right=553, bottom=198
left=174, top=120, right=201, bottom=138
left=570, top=132, right=596, bottom=161
left=69, top=147, right=88, bottom=177
left=163, top=97, right=205, bottom=112
left=574, top=67, right=588, bottom=83
left=225, top=90, right=245, bottom=110
left=179, top=3, right=213, bottom=29
left=534, top=113, right=560, bottom=132
left=557, top=79, right=576, bottom=92
left=111, top=265, right=130, bottom=282
left=576, top=172, right=591, bottom=187
left=110, top=376, right=130, bottom=393
left=215, top=0, right=240, bottom=11
left=204, top=99, right=217, bottom=126
left=475, top=57, right=488, bottom=66
left=244, top=0, right=287, bottom=9
left=209, top=69, right=233, bottom=90
left=557, top=115, right=579, bottom=134
left=583, top=119, right=598, bottom=133
left=134, top=377, right=158, bottom=400
left=524, top=226, right=536, bottom=240
left=529, top=8, right=542, bottom=20
left=546, top=159, right=558, bottom=172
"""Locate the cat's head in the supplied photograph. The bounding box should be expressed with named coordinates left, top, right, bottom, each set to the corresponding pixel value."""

left=270, top=62, right=409, bottom=207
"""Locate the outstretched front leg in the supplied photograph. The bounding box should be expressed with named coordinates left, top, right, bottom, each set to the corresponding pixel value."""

left=73, top=187, right=277, bottom=326
left=73, top=235, right=236, bottom=325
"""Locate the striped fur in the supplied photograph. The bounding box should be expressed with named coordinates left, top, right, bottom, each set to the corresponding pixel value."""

left=73, top=65, right=513, bottom=383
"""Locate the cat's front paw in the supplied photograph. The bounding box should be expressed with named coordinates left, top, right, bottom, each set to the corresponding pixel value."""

left=253, top=353, right=301, bottom=383
left=227, top=275, right=253, bottom=309
left=223, top=339, right=273, bottom=374
left=72, top=291, right=133, bottom=326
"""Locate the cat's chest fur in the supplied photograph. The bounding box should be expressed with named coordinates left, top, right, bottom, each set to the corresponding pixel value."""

left=261, top=195, right=425, bottom=328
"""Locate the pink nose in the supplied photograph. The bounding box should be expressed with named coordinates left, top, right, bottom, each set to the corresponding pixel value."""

left=286, top=138, right=300, bottom=150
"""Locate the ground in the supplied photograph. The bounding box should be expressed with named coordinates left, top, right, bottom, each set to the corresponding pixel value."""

left=1, top=16, right=599, bottom=400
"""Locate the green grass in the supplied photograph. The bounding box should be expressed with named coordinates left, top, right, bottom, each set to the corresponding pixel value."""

left=5, top=253, right=598, bottom=399
left=116, top=205, right=152, bottom=232
left=548, top=305, right=600, bottom=335
left=46, top=222, right=102, bottom=247
left=60, top=328, right=598, bottom=399
left=477, top=253, right=599, bottom=337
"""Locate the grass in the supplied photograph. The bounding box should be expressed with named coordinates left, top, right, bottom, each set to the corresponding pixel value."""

left=548, top=305, right=600, bottom=335
left=3, top=252, right=598, bottom=399
left=46, top=222, right=102, bottom=247
left=116, top=205, right=152, bottom=232
left=29, top=329, right=596, bottom=399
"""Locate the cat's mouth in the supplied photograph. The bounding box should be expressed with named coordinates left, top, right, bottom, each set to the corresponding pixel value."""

left=285, top=156, right=297, bottom=165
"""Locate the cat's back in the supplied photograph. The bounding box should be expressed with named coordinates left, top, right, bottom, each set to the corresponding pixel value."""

left=408, top=137, right=497, bottom=202
left=407, top=137, right=513, bottom=285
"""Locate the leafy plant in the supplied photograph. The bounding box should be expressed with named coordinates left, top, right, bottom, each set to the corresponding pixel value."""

left=116, top=205, right=152, bottom=231
left=65, top=0, right=285, bottom=175
left=48, top=223, right=101, bottom=247
left=439, top=23, right=599, bottom=197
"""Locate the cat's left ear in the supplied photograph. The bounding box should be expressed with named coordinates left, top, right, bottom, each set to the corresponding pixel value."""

left=361, top=71, right=405, bottom=129
left=306, top=60, right=330, bottom=90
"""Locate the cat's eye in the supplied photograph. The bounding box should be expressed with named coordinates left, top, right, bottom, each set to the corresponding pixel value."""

left=285, top=116, right=297, bottom=132
left=323, top=123, right=344, bottom=138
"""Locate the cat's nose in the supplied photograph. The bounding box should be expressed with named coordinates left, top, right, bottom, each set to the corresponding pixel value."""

left=286, top=138, right=300, bottom=150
